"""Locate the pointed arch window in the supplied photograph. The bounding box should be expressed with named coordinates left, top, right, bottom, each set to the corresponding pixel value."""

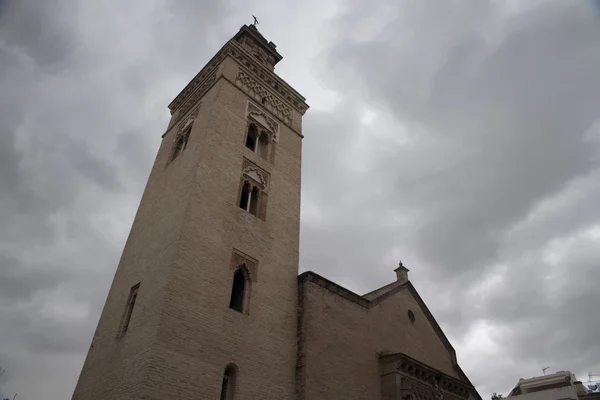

left=170, top=124, right=192, bottom=163
left=245, top=124, right=258, bottom=151
left=229, top=266, right=251, bottom=313
left=239, top=181, right=251, bottom=211
left=118, top=283, right=140, bottom=337
left=238, top=161, right=269, bottom=220
left=238, top=179, right=266, bottom=220
left=229, top=268, right=245, bottom=312
left=244, top=121, right=271, bottom=162
left=220, top=364, right=238, bottom=400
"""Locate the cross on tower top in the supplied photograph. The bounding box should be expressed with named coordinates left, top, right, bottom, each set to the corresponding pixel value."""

left=252, top=15, right=259, bottom=27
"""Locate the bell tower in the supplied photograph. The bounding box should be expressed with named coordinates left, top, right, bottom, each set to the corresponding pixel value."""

left=72, top=24, right=309, bottom=399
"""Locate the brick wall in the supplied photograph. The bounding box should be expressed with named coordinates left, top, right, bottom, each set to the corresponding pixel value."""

left=297, top=275, right=461, bottom=400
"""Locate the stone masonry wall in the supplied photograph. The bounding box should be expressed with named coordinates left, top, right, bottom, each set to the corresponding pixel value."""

left=141, top=56, right=303, bottom=399
left=73, top=52, right=305, bottom=400
left=298, top=278, right=459, bottom=400
left=71, top=76, right=223, bottom=400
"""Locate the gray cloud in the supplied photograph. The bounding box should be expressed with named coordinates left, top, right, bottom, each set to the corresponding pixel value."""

left=2, top=0, right=600, bottom=399
left=299, top=0, right=600, bottom=396
left=0, top=0, right=229, bottom=397
left=322, top=0, right=600, bottom=274
left=0, top=255, right=67, bottom=303
left=0, top=0, right=78, bottom=69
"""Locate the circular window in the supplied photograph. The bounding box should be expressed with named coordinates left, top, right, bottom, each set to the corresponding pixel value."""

left=408, top=310, right=415, bottom=323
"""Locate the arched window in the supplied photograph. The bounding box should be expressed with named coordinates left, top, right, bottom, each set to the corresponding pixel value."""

left=170, top=125, right=192, bottom=162
left=239, top=181, right=251, bottom=211
left=239, top=180, right=264, bottom=219
left=257, top=131, right=269, bottom=160
left=229, top=268, right=247, bottom=312
left=245, top=124, right=258, bottom=151
left=244, top=122, right=271, bottom=162
left=249, top=187, right=260, bottom=215
left=220, top=364, right=238, bottom=400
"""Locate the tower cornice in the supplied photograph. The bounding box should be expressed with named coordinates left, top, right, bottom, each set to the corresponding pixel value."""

left=168, top=35, right=309, bottom=118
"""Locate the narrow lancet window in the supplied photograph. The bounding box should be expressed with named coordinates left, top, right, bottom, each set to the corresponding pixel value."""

left=229, top=269, right=246, bottom=312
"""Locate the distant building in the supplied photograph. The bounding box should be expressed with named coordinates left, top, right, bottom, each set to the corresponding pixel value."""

left=506, top=371, right=600, bottom=400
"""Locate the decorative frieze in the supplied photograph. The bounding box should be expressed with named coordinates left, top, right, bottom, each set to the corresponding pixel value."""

left=246, top=101, right=280, bottom=143
left=225, top=42, right=308, bottom=115
left=395, top=359, right=471, bottom=400
left=238, top=35, right=277, bottom=69
left=174, top=71, right=216, bottom=123
left=242, top=158, right=270, bottom=190
left=172, top=105, right=201, bottom=141
left=236, top=69, right=292, bottom=124
left=402, top=376, right=438, bottom=400
left=231, top=248, right=258, bottom=281
left=169, top=57, right=225, bottom=113
left=380, top=354, right=473, bottom=400
left=169, top=40, right=308, bottom=126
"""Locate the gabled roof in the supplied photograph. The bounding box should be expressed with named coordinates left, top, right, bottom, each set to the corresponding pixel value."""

left=363, top=280, right=402, bottom=301
left=298, top=271, right=482, bottom=400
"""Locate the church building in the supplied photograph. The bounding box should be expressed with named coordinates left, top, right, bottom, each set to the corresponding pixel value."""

left=71, top=24, right=482, bottom=400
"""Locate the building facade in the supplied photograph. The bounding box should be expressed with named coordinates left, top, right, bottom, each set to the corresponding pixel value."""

left=71, top=25, right=481, bottom=400
left=505, top=371, right=600, bottom=400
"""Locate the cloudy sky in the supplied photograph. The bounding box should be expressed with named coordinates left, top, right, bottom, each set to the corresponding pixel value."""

left=1, top=0, right=600, bottom=398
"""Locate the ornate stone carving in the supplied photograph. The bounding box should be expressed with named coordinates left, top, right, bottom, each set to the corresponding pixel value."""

left=175, top=72, right=216, bottom=123
left=231, top=248, right=258, bottom=281
left=239, top=36, right=275, bottom=69
left=246, top=101, right=280, bottom=143
left=169, top=56, right=224, bottom=113
left=433, top=380, right=444, bottom=400
left=173, top=104, right=201, bottom=142
left=169, top=40, right=308, bottom=119
left=388, top=356, right=470, bottom=400
left=235, top=69, right=292, bottom=124
left=227, top=45, right=307, bottom=114
left=242, top=158, right=269, bottom=190
left=400, top=376, right=434, bottom=400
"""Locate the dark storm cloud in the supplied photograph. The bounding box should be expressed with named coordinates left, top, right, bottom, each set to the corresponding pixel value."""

left=300, top=103, right=411, bottom=290
left=2, top=0, right=600, bottom=398
left=299, top=0, right=600, bottom=396
left=0, top=0, right=77, bottom=68
left=323, top=0, right=600, bottom=275
left=0, top=0, right=230, bottom=398
left=0, top=255, right=68, bottom=303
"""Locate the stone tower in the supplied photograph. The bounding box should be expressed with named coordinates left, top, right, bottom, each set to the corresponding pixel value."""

left=72, top=24, right=309, bottom=399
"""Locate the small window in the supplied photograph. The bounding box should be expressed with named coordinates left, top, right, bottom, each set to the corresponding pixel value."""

left=120, top=283, right=140, bottom=336
left=220, top=364, right=238, bottom=400
left=249, top=187, right=260, bottom=215
left=408, top=310, right=415, bottom=323
left=171, top=126, right=191, bottom=162
left=229, top=268, right=247, bottom=312
left=257, top=132, right=269, bottom=160
left=238, top=180, right=263, bottom=218
left=239, top=181, right=251, bottom=211
left=244, top=123, right=270, bottom=162
left=245, top=124, right=258, bottom=151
